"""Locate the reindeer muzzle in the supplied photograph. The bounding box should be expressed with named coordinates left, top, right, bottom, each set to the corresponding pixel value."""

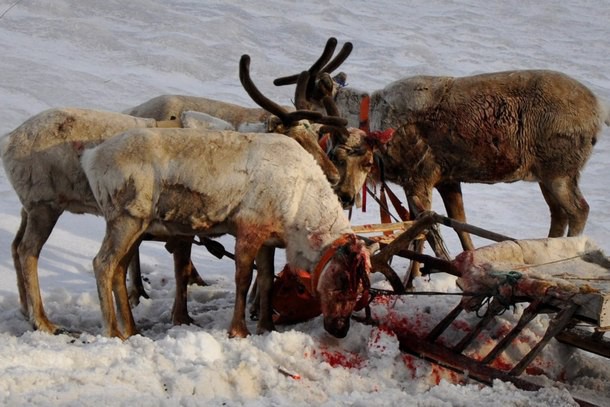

left=324, top=315, right=351, bottom=338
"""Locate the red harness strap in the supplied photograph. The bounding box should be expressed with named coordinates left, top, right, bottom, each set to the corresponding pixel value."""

left=359, top=95, right=371, bottom=212
left=382, top=182, right=410, bottom=221
left=359, top=95, right=370, bottom=134
left=307, top=234, right=354, bottom=296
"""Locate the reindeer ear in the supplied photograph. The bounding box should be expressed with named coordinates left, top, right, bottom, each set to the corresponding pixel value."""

left=266, top=116, right=284, bottom=133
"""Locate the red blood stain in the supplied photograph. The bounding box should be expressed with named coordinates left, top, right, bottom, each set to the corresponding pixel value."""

left=401, top=354, right=417, bottom=378
left=489, top=357, right=513, bottom=372
left=525, top=366, right=545, bottom=376
left=321, top=350, right=365, bottom=369
left=450, top=319, right=472, bottom=333
left=371, top=295, right=394, bottom=306
left=310, top=348, right=365, bottom=369
left=430, top=364, right=461, bottom=385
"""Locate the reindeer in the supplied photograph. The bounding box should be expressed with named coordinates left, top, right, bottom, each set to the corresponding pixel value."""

left=0, top=109, right=181, bottom=334
left=125, top=94, right=275, bottom=132
left=168, top=54, right=372, bottom=327
left=81, top=126, right=373, bottom=339
left=276, top=39, right=610, bottom=255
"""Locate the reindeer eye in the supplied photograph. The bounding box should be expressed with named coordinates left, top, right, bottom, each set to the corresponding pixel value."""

left=361, top=160, right=373, bottom=170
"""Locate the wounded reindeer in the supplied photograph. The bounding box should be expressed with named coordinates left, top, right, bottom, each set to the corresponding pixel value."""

left=277, top=39, right=610, bottom=253
left=81, top=128, right=373, bottom=339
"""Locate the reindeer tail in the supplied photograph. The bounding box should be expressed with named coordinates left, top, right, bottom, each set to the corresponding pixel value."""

left=603, top=100, right=610, bottom=126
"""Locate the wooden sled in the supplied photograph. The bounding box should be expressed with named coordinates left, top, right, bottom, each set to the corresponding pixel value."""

left=365, top=212, right=609, bottom=407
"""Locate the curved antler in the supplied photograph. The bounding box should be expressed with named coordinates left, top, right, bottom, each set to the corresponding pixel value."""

left=273, top=38, right=353, bottom=112
left=273, top=37, right=352, bottom=88
left=273, top=37, right=337, bottom=86
left=319, top=42, right=353, bottom=75
left=239, top=54, right=321, bottom=126
left=240, top=54, right=347, bottom=127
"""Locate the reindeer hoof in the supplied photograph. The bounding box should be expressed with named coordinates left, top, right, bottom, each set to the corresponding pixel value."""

left=256, top=322, right=275, bottom=335
left=172, top=314, right=195, bottom=326
left=228, top=326, right=250, bottom=338
left=33, top=319, right=62, bottom=336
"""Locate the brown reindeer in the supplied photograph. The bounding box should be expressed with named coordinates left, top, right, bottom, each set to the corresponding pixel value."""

left=276, top=40, right=610, bottom=255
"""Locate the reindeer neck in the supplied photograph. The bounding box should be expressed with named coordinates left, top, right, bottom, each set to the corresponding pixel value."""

left=334, top=86, right=370, bottom=129
left=283, top=182, right=353, bottom=272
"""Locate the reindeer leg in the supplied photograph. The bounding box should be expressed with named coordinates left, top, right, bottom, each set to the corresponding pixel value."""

left=12, top=208, right=28, bottom=317
left=127, top=247, right=148, bottom=307
left=113, top=240, right=140, bottom=337
left=539, top=181, right=569, bottom=237
left=93, top=216, right=146, bottom=339
left=17, top=205, right=64, bottom=334
left=255, top=246, right=275, bottom=334
left=403, top=188, right=438, bottom=289
left=437, top=182, right=474, bottom=251
left=229, top=226, right=267, bottom=338
left=540, top=177, right=589, bottom=237
left=171, top=239, right=196, bottom=326
left=185, top=250, right=207, bottom=287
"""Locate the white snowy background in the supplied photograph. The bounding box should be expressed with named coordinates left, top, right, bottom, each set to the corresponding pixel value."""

left=0, top=1, right=609, bottom=406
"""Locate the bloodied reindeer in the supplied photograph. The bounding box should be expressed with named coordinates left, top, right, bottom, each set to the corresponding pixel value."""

left=277, top=39, right=610, bottom=269
left=168, top=54, right=373, bottom=327
left=125, top=54, right=371, bottom=323
left=80, top=55, right=374, bottom=339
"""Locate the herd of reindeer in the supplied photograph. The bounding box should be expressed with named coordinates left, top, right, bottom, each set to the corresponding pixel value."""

left=2, top=38, right=609, bottom=340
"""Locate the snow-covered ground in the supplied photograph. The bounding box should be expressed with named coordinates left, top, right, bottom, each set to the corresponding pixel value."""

left=0, top=1, right=609, bottom=405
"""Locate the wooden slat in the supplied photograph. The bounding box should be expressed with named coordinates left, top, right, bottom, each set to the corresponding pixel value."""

left=555, top=328, right=610, bottom=358
left=352, top=221, right=415, bottom=234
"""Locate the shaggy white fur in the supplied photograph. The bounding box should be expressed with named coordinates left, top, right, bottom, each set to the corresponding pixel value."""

left=81, top=128, right=365, bottom=338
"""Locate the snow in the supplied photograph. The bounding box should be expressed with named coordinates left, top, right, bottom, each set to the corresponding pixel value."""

left=1, top=0, right=609, bottom=405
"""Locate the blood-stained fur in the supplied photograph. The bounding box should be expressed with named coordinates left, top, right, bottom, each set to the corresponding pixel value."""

left=368, top=70, right=610, bottom=248
left=81, top=128, right=371, bottom=339
left=305, top=68, right=609, bottom=250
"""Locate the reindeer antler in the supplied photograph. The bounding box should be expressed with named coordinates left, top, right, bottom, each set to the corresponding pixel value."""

left=240, top=55, right=321, bottom=126
left=240, top=54, right=347, bottom=127
left=273, top=37, right=352, bottom=89
left=272, top=37, right=353, bottom=112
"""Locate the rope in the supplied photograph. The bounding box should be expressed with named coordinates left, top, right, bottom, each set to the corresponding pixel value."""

left=510, top=254, right=585, bottom=270
left=368, top=287, right=483, bottom=298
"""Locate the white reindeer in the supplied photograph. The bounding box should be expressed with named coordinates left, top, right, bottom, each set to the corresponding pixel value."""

left=125, top=94, right=274, bottom=133
left=81, top=128, right=372, bottom=339
left=0, top=108, right=180, bottom=334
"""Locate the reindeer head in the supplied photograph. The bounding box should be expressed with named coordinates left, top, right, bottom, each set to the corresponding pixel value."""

left=312, top=234, right=373, bottom=338
left=272, top=38, right=383, bottom=209
left=318, top=126, right=372, bottom=208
